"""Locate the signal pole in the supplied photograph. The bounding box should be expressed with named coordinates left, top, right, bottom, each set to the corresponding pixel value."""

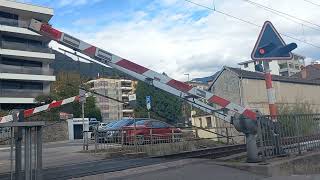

left=263, top=61, right=277, bottom=122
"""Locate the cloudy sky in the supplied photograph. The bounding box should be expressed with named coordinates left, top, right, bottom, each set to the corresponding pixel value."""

left=19, top=0, right=320, bottom=81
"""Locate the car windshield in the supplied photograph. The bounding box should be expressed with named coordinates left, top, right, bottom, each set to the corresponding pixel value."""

left=106, top=121, right=117, bottom=127
left=110, top=119, right=134, bottom=129
left=130, top=120, right=148, bottom=126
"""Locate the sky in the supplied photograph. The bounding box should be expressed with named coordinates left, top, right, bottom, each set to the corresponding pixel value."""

left=18, top=0, right=320, bottom=81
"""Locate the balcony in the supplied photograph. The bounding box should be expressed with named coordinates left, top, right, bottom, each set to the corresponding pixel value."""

left=1, top=41, right=52, bottom=54
left=0, top=89, right=44, bottom=98
left=0, top=64, right=53, bottom=75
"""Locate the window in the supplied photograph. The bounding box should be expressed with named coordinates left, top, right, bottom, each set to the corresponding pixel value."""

left=199, top=118, right=203, bottom=128
left=0, top=11, right=18, bottom=26
left=151, top=121, right=169, bottom=128
left=244, top=63, right=248, bottom=68
left=279, top=63, right=288, bottom=69
left=206, top=117, right=212, bottom=128
left=1, top=57, right=42, bottom=67
left=2, top=35, right=43, bottom=47
left=1, top=80, right=43, bottom=90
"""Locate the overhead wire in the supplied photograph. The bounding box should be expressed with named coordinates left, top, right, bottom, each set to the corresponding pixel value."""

left=303, top=0, right=320, bottom=7
left=243, top=0, right=320, bottom=32
left=183, top=0, right=320, bottom=49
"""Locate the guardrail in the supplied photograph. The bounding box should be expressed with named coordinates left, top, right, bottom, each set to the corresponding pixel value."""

left=257, top=114, right=320, bottom=160
left=91, top=126, right=244, bottom=157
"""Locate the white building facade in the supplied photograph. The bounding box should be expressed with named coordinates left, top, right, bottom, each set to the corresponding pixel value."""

left=0, top=0, right=55, bottom=109
left=239, top=54, right=305, bottom=76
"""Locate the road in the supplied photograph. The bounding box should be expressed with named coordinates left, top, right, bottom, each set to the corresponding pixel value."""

left=73, top=158, right=320, bottom=180
left=0, top=140, right=102, bottom=173
left=1, top=141, right=319, bottom=180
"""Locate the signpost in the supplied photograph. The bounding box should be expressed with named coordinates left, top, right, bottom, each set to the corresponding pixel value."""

left=250, top=21, right=297, bottom=160
left=79, top=89, right=88, bottom=151
left=251, top=21, right=297, bottom=121
left=146, top=96, right=151, bottom=119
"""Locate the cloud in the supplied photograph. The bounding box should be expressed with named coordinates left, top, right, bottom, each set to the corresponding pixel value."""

left=52, top=0, right=320, bottom=81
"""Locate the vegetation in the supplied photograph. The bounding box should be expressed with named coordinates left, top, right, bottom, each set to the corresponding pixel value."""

left=134, top=81, right=188, bottom=124
left=276, top=101, right=316, bottom=136
left=33, top=72, right=102, bottom=121
left=277, top=101, right=314, bottom=115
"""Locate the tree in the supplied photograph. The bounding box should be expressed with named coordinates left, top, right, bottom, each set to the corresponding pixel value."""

left=134, top=82, right=184, bottom=124
left=34, top=72, right=102, bottom=121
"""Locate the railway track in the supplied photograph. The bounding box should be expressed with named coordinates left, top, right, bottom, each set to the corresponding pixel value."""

left=156, top=144, right=246, bottom=159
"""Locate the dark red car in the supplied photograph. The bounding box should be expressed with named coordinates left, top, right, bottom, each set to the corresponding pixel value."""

left=122, top=119, right=182, bottom=145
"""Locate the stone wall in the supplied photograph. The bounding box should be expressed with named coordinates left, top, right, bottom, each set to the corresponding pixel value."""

left=42, top=121, right=69, bottom=142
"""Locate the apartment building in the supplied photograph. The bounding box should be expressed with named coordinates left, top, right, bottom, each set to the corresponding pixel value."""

left=238, top=53, right=305, bottom=76
left=0, top=0, right=55, bottom=110
left=90, top=78, right=137, bottom=122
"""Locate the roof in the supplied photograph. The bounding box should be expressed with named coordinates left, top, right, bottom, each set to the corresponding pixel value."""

left=209, top=66, right=320, bottom=90
left=291, top=64, right=320, bottom=80
left=0, top=0, right=53, bottom=22
left=191, top=71, right=220, bottom=83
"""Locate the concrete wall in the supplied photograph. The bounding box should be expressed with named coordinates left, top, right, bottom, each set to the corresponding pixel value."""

left=242, top=79, right=320, bottom=114
left=211, top=70, right=241, bottom=105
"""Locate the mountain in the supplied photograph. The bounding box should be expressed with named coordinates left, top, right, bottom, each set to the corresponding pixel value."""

left=50, top=50, right=130, bottom=79
left=191, top=71, right=220, bottom=84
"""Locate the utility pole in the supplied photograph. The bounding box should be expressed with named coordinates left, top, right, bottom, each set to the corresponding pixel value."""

left=184, top=73, right=192, bottom=126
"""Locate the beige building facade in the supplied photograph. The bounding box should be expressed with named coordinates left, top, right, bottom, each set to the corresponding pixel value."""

left=209, top=66, right=320, bottom=114
left=191, top=114, right=245, bottom=144
left=89, top=78, right=137, bottom=122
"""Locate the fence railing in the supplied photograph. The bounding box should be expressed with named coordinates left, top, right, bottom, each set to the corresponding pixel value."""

left=257, top=114, right=320, bottom=160
left=91, top=126, right=244, bottom=157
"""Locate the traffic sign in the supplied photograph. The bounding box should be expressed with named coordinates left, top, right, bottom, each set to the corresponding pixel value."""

left=79, top=89, right=86, bottom=103
left=251, top=21, right=297, bottom=61
left=146, top=96, right=151, bottom=110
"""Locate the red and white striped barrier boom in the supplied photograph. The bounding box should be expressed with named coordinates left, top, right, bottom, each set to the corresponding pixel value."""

left=28, top=19, right=257, bottom=121
left=0, top=96, right=79, bottom=123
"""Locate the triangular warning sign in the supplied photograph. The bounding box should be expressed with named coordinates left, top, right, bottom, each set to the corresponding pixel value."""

left=251, top=21, right=295, bottom=61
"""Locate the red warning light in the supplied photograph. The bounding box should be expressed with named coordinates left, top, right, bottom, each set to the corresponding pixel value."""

left=259, top=48, right=265, bottom=55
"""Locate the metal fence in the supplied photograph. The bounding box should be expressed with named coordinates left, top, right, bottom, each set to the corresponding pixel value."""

left=91, top=126, right=244, bottom=157
left=0, top=122, right=44, bottom=180
left=257, top=114, right=320, bottom=160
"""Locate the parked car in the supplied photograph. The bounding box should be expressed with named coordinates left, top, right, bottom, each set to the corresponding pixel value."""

left=89, top=119, right=100, bottom=131
left=93, top=118, right=143, bottom=142
left=122, top=119, right=182, bottom=145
